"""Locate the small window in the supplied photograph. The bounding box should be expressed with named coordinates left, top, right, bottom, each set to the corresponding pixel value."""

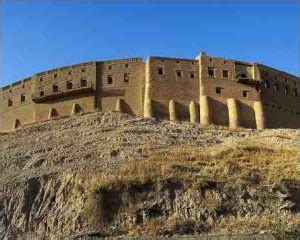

left=284, top=86, right=288, bottom=95
left=158, top=67, right=164, bottom=75
left=82, top=69, right=85, bottom=72
left=242, top=90, right=249, bottom=98
left=40, top=78, right=43, bottom=82
left=22, top=85, right=25, bottom=88
left=293, top=81, right=296, bottom=86
left=161, top=59, right=164, bottom=62
left=190, top=72, right=195, bottom=79
left=222, top=70, right=229, bottom=78
left=176, top=70, right=182, bottom=77
left=294, top=89, right=298, bottom=97
left=208, top=67, right=215, bottom=78
left=124, top=73, right=130, bottom=83
left=54, top=74, right=57, bottom=78
left=53, top=84, right=59, bottom=93
left=108, top=66, right=112, bottom=70
left=264, top=72, right=268, bottom=77
left=40, top=90, right=45, bottom=97
left=209, top=58, right=213, bottom=62
left=66, top=81, right=73, bottom=90
left=21, top=94, right=26, bottom=102
left=8, top=98, right=13, bottom=107
left=125, top=64, right=129, bottom=68
left=176, top=61, right=180, bottom=63
left=274, top=83, right=279, bottom=91
left=81, top=78, right=87, bottom=87
left=285, top=78, right=288, bottom=83
left=264, top=80, right=269, bottom=88
left=68, top=71, right=72, bottom=75
left=240, top=73, right=247, bottom=78
left=274, top=75, right=277, bottom=80
left=107, top=75, right=113, bottom=85
left=216, top=87, right=223, bottom=94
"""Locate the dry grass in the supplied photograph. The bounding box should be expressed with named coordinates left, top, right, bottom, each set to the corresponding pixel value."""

left=81, top=139, right=298, bottom=236
left=91, top=140, right=298, bottom=193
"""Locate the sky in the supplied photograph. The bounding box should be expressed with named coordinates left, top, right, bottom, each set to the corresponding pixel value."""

left=1, top=2, right=299, bottom=87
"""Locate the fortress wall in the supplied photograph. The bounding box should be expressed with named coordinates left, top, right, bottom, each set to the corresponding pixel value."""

left=32, top=62, right=97, bottom=122
left=199, top=54, right=260, bottom=128
left=33, top=94, right=95, bottom=122
left=0, top=78, right=34, bottom=132
left=146, top=57, right=199, bottom=121
left=96, top=58, right=144, bottom=115
left=258, top=65, right=300, bottom=128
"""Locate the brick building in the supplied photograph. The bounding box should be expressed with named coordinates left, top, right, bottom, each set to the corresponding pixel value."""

left=0, top=52, right=299, bottom=132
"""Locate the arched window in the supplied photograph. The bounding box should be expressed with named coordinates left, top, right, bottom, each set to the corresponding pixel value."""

left=284, top=86, right=288, bottom=95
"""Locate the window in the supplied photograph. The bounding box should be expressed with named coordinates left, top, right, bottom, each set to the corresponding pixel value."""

left=8, top=98, right=13, bottom=107
left=54, top=74, right=57, bottom=78
left=108, top=66, right=112, bottom=70
left=264, top=72, right=268, bottom=77
left=66, top=81, right=73, bottom=90
left=274, top=83, right=279, bottom=91
left=176, top=61, right=180, bottom=63
left=264, top=80, right=269, bottom=88
left=82, top=69, right=85, bottom=72
left=275, top=75, right=277, bottom=80
left=107, top=75, right=113, bottom=85
left=176, top=70, right=182, bottom=77
left=285, top=78, right=288, bottom=83
left=209, top=58, right=213, bottom=62
left=68, top=71, right=72, bottom=75
left=284, top=86, right=288, bottom=95
left=158, top=67, right=164, bottom=75
left=124, top=73, right=130, bottom=83
left=216, top=87, right=223, bottom=94
left=81, top=78, right=87, bottom=87
left=40, top=78, right=43, bottom=82
left=190, top=72, right=195, bottom=79
left=53, top=84, right=59, bottom=93
left=125, top=64, right=129, bottom=68
left=294, top=89, right=298, bottom=97
left=21, top=94, right=26, bottom=102
left=240, top=73, right=247, bottom=78
left=40, top=90, right=45, bottom=97
left=242, top=90, right=249, bottom=98
left=222, top=70, right=229, bottom=78
left=208, top=67, right=215, bottom=78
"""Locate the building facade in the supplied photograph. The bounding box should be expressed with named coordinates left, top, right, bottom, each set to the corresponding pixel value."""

left=0, top=52, right=299, bottom=132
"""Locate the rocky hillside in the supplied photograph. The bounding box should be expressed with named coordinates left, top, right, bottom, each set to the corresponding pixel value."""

left=0, top=112, right=299, bottom=239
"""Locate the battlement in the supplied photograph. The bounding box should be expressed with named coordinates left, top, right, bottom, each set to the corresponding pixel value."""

left=0, top=53, right=299, bottom=132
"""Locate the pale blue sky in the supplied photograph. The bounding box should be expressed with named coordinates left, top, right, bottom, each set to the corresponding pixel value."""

left=1, top=2, right=299, bottom=86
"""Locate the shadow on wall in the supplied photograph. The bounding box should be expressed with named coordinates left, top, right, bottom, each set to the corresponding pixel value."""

left=120, top=100, right=134, bottom=115
left=175, top=101, right=190, bottom=121
left=210, top=98, right=229, bottom=126
left=152, top=100, right=169, bottom=119
left=238, top=101, right=256, bottom=129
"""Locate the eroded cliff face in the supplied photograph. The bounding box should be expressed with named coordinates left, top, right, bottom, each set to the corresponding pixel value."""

left=0, top=112, right=299, bottom=238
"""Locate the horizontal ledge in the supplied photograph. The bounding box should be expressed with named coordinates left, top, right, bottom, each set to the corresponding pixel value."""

left=32, top=87, right=94, bottom=103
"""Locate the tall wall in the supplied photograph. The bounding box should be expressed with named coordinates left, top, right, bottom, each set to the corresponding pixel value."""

left=144, top=57, right=199, bottom=121
left=258, top=64, right=300, bottom=128
left=0, top=78, right=35, bottom=132
left=198, top=53, right=261, bottom=128
left=32, top=61, right=96, bottom=122
left=0, top=54, right=299, bottom=132
left=95, top=58, right=144, bottom=115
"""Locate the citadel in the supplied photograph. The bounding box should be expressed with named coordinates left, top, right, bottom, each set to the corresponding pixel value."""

left=0, top=52, right=299, bottom=132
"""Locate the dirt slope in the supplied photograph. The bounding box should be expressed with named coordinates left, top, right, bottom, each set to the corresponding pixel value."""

left=0, top=112, right=299, bottom=238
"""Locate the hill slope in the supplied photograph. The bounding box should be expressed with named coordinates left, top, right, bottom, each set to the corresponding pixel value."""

left=0, top=112, right=299, bottom=238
